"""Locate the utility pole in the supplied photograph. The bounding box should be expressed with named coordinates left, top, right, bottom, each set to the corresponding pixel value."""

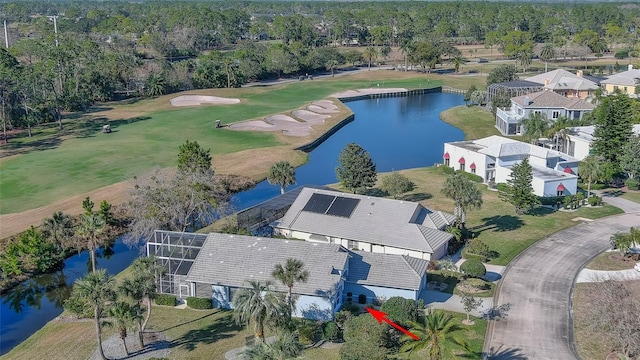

left=47, top=15, right=58, bottom=47
left=3, top=20, right=7, bottom=48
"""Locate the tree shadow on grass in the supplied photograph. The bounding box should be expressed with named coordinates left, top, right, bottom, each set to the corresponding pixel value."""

left=526, top=206, right=555, bottom=217
left=399, top=192, right=432, bottom=202
left=170, top=311, right=243, bottom=351
left=471, top=215, right=524, bottom=233
left=360, top=187, right=389, bottom=197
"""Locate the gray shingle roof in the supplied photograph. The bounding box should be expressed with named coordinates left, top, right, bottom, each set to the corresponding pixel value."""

left=512, top=90, right=595, bottom=110
left=185, top=233, right=349, bottom=296
left=274, top=188, right=454, bottom=254
left=601, top=69, right=640, bottom=86
left=346, top=251, right=428, bottom=290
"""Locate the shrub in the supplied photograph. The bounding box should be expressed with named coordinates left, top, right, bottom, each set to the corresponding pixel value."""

left=463, top=238, right=492, bottom=262
left=539, top=195, right=564, bottom=206
left=625, top=178, right=640, bottom=190
left=614, top=50, right=628, bottom=59
left=496, top=182, right=510, bottom=192
left=322, top=321, right=341, bottom=342
left=186, top=297, right=213, bottom=310
left=155, top=294, right=177, bottom=306
left=578, top=182, right=606, bottom=191
left=379, top=296, right=418, bottom=327
left=298, top=323, right=317, bottom=345
left=461, top=248, right=485, bottom=262
left=588, top=195, right=602, bottom=206
left=427, top=260, right=438, bottom=271
left=460, top=259, right=487, bottom=278
left=461, top=278, right=490, bottom=291
left=440, top=166, right=455, bottom=175
left=456, top=170, right=483, bottom=183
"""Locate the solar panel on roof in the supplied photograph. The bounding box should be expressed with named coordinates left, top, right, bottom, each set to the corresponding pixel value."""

left=302, top=193, right=336, bottom=214
left=326, top=196, right=360, bottom=218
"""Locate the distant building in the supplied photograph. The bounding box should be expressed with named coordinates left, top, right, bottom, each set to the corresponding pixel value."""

left=564, top=124, right=640, bottom=160
left=600, top=65, right=640, bottom=97
left=444, top=135, right=579, bottom=197
left=273, top=187, right=455, bottom=261
left=495, top=89, right=595, bottom=136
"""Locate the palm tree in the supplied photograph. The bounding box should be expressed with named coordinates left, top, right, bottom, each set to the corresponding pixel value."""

left=451, top=55, right=464, bottom=73
left=272, top=258, right=309, bottom=319
left=580, top=155, right=604, bottom=198
left=41, top=211, right=74, bottom=251
left=119, top=258, right=161, bottom=348
left=363, top=46, right=378, bottom=71
left=539, top=44, right=556, bottom=73
left=517, top=50, right=533, bottom=73
left=145, top=73, right=165, bottom=97
left=77, top=213, right=105, bottom=272
left=398, top=310, right=470, bottom=360
left=519, top=113, right=550, bottom=144
left=267, top=161, right=296, bottom=194
left=232, top=280, right=284, bottom=341
left=107, top=301, right=140, bottom=356
left=242, top=331, right=303, bottom=360
left=545, top=116, right=577, bottom=153
left=325, top=59, right=339, bottom=77
left=399, top=40, right=414, bottom=71
left=441, top=173, right=483, bottom=227
left=71, top=270, right=116, bottom=360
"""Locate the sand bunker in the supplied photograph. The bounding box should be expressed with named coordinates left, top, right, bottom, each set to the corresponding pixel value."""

left=330, top=88, right=407, bottom=99
left=292, top=110, right=329, bottom=124
left=265, top=114, right=299, bottom=123
left=170, top=95, right=240, bottom=107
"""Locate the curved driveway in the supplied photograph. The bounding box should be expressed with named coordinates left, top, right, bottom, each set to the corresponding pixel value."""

left=485, top=211, right=640, bottom=359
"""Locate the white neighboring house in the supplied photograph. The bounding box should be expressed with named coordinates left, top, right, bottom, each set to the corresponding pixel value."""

left=443, top=135, right=579, bottom=197
left=495, top=89, right=595, bottom=136
left=564, top=124, right=640, bottom=161
left=273, top=187, right=455, bottom=261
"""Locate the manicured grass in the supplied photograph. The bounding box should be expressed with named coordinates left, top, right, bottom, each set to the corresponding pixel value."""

left=585, top=251, right=638, bottom=271
left=439, top=105, right=502, bottom=140
left=0, top=73, right=443, bottom=215
left=619, top=189, right=640, bottom=204
left=427, top=271, right=495, bottom=298
left=380, top=167, right=624, bottom=266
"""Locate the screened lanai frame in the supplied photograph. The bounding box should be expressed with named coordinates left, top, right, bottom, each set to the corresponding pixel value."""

left=146, top=230, right=207, bottom=295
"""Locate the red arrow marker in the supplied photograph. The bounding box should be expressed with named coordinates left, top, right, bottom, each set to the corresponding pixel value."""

left=365, top=307, right=419, bottom=340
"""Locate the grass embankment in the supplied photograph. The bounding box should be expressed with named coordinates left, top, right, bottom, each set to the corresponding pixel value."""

left=440, top=105, right=501, bottom=140
left=378, top=167, right=623, bottom=266
left=585, top=251, right=638, bottom=271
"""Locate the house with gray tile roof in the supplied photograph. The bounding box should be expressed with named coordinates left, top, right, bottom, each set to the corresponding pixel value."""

left=495, top=89, right=595, bottom=136
left=147, top=230, right=430, bottom=320
left=443, top=135, right=579, bottom=197
left=601, top=65, right=640, bottom=97
left=272, top=187, right=455, bottom=260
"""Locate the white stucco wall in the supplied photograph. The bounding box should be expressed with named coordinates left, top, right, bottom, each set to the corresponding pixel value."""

left=566, top=135, right=591, bottom=161
left=443, top=143, right=492, bottom=181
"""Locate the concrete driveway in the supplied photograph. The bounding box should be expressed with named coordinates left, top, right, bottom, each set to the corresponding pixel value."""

left=484, top=212, right=640, bottom=359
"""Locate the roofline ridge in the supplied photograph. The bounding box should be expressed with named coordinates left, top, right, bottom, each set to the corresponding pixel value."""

left=400, top=254, right=423, bottom=280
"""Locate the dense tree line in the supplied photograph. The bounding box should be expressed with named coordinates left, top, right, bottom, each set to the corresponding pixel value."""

left=1, top=1, right=640, bottom=139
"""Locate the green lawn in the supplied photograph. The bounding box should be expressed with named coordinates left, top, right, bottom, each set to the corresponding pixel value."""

left=439, top=105, right=502, bottom=140
left=0, top=75, right=443, bottom=214
left=585, top=251, right=638, bottom=271
left=381, top=167, right=624, bottom=266
left=427, top=271, right=495, bottom=298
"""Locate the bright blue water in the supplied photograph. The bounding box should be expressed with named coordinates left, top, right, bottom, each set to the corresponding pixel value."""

left=233, top=92, right=464, bottom=209
left=0, top=91, right=464, bottom=355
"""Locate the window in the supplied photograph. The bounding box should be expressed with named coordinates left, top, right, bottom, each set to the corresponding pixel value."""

left=459, top=163, right=465, bottom=171
left=471, top=167, right=476, bottom=174
left=444, top=158, right=450, bottom=166
left=552, top=111, right=560, bottom=119
left=557, top=190, right=564, bottom=196
left=624, top=87, right=628, bottom=93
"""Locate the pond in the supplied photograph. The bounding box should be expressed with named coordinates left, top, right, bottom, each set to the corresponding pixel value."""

left=0, top=91, right=464, bottom=355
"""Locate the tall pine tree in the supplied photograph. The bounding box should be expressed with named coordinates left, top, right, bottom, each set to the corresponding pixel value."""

left=336, top=143, right=377, bottom=194
left=499, top=157, right=539, bottom=215
left=591, top=91, right=634, bottom=173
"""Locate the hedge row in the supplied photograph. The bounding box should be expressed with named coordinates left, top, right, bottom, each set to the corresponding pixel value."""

left=439, top=166, right=483, bottom=183
left=155, top=294, right=177, bottom=306
left=186, top=297, right=213, bottom=310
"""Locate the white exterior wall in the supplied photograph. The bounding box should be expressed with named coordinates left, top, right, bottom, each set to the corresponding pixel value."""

left=495, top=165, right=513, bottom=184
left=566, top=135, right=591, bottom=161
left=542, top=178, right=578, bottom=197
left=443, top=143, right=491, bottom=181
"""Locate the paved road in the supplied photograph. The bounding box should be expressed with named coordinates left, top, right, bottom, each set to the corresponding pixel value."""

left=485, top=212, right=640, bottom=359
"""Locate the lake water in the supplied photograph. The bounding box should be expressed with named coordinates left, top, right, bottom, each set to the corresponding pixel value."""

left=0, top=91, right=464, bottom=355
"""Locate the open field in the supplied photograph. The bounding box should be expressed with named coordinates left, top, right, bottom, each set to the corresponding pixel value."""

left=375, top=168, right=623, bottom=266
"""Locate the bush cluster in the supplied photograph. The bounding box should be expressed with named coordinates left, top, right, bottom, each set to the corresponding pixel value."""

left=460, top=259, right=487, bottom=278
left=155, top=294, right=177, bottom=306
left=588, top=195, right=603, bottom=206
left=496, top=182, right=510, bottom=192
left=298, top=322, right=317, bottom=345
left=440, top=166, right=455, bottom=175
left=456, top=170, right=484, bottom=183
left=379, top=297, right=418, bottom=327
left=463, top=238, right=494, bottom=262
left=322, top=321, right=341, bottom=342
left=186, top=297, right=213, bottom=310
left=625, top=178, right=640, bottom=190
